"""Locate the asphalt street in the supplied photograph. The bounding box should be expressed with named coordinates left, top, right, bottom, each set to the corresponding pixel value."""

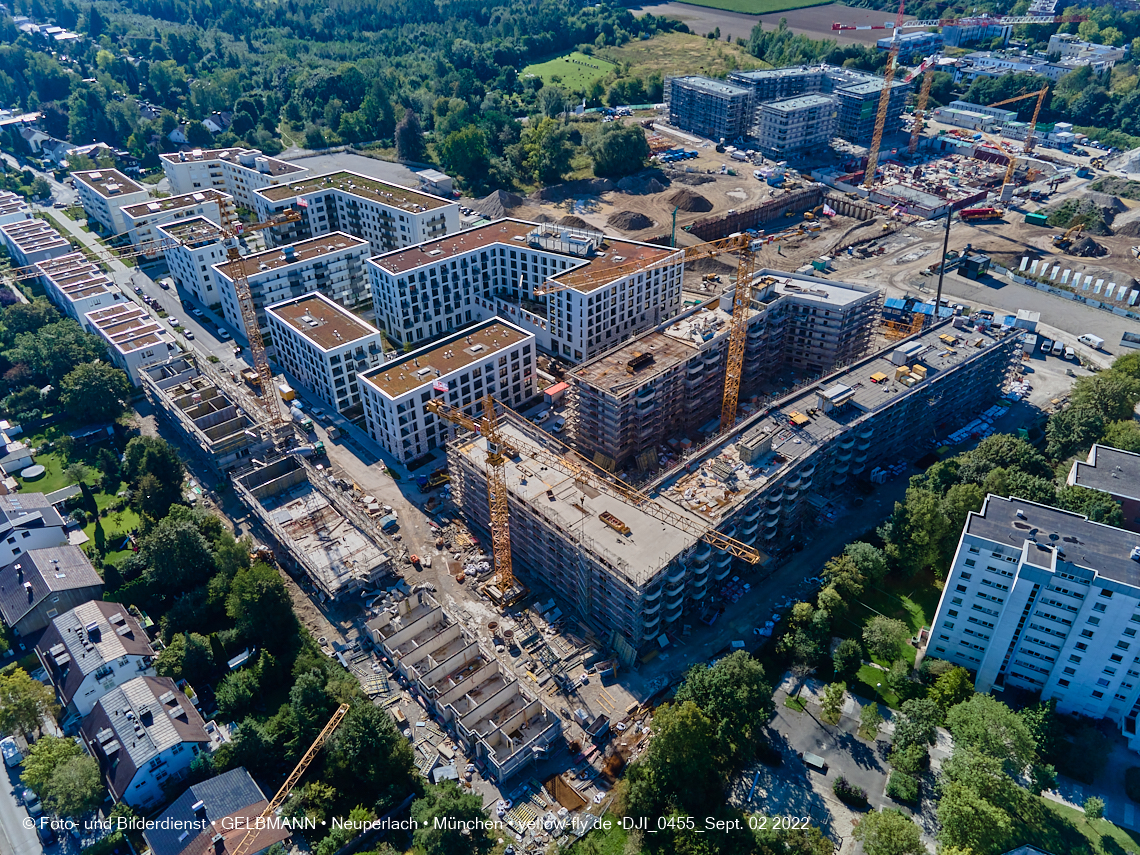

left=0, top=763, right=49, bottom=855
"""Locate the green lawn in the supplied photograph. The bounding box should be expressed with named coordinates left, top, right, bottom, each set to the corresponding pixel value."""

left=523, top=51, right=618, bottom=89
left=991, top=794, right=1140, bottom=855
left=656, top=0, right=831, bottom=13
left=571, top=816, right=629, bottom=853
left=16, top=450, right=77, bottom=493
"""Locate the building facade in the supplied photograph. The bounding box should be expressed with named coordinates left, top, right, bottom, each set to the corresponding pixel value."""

left=756, top=95, right=837, bottom=159
left=212, top=233, right=370, bottom=336
left=1067, top=444, right=1140, bottom=532
left=36, top=253, right=128, bottom=330
left=85, top=302, right=181, bottom=385
left=266, top=291, right=386, bottom=415
left=0, top=190, right=31, bottom=226
left=252, top=171, right=460, bottom=256
left=836, top=79, right=911, bottom=142
left=157, top=217, right=231, bottom=310
left=943, top=21, right=1012, bottom=48
left=663, top=76, right=753, bottom=142
left=922, top=495, right=1140, bottom=750
left=359, top=318, right=535, bottom=463
left=160, top=147, right=310, bottom=211
left=72, top=169, right=150, bottom=235
left=121, top=189, right=233, bottom=258
left=876, top=30, right=944, bottom=59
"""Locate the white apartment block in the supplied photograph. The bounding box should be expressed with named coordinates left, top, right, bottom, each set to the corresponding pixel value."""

left=266, top=291, right=385, bottom=414
left=160, top=147, right=309, bottom=211
left=359, top=318, right=535, bottom=464
left=756, top=94, right=837, bottom=160
left=368, top=219, right=683, bottom=363
left=252, top=171, right=460, bottom=257
left=72, top=169, right=150, bottom=235
left=121, top=189, right=233, bottom=258
left=212, top=233, right=370, bottom=337
left=924, top=495, right=1140, bottom=750
left=1, top=219, right=71, bottom=267
left=85, top=302, right=180, bottom=385
left=157, top=217, right=231, bottom=309
left=37, top=253, right=127, bottom=330
left=0, top=190, right=31, bottom=226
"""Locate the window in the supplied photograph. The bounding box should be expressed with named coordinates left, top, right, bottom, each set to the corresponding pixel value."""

left=948, top=609, right=959, bottom=618
left=1098, top=678, right=1111, bottom=686
left=1058, top=679, right=1071, bottom=687
left=1070, top=655, right=1082, bottom=663
left=1088, top=617, right=1101, bottom=626
left=956, top=584, right=968, bottom=592
left=961, top=572, right=973, bottom=580
left=965, top=559, right=976, bottom=567
left=1063, top=667, right=1076, bottom=675
left=1081, top=629, right=1095, bottom=638
left=1076, top=642, right=1088, bottom=651
left=1100, top=589, right=1113, bottom=598
left=1094, top=602, right=1107, bottom=613
left=1093, top=691, right=1104, bottom=699
left=1120, top=641, right=1132, bottom=651
left=1105, top=667, right=1118, bottom=676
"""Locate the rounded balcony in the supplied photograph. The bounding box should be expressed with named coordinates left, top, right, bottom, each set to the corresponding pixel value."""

left=713, top=564, right=733, bottom=581
left=740, top=505, right=761, bottom=524
left=852, top=461, right=868, bottom=475
left=719, top=523, right=737, bottom=540
left=766, top=488, right=785, bottom=503
left=835, top=448, right=853, bottom=462
left=839, top=436, right=856, bottom=449
left=664, top=601, right=684, bottom=623
left=833, top=459, right=851, bottom=475
left=785, top=475, right=802, bottom=490
left=691, top=585, right=708, bottom=601
left=642, top=613, right=661, bottom=634
left=643, top=587, right=663, bottom=603
left=693, top=542, right=714, bottom=562
left=642, top=598, right=662, bottom=617
left=666, top=566, right=686, bottom=586
left=858, top=425, right=875, bottom=439
left=740, top=519, right=760, bottom=539
left=801, top=463, right=817, bottom=478
left=764, top=515, right=780, bottom=530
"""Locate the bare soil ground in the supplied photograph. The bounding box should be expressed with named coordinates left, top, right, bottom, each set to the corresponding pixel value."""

left=629, top=1, right=892, bottom=46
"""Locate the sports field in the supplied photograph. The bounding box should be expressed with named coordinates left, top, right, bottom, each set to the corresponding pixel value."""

left=522, top=52, right=619, bottom=88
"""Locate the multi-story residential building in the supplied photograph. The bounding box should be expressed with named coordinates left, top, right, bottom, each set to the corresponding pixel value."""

left=663, top=76, right=753, bottom=142
left=728, top=67, right=827, bottom=104
left=366, top=591, right=562, bottom=782
left=756, top=94, right=837, bottom=159
left=157, top=217, right=230, bottom=309
left=85, top=302, right=181, bottom=385
left=0, top=190, right=31, bottom=226
left=36, top=253, right=128, bottom=330
left=266, top=291, right=386, bottom=415
left=160, top=147, right=310, bottom=211
left=922, top=495, right=1140, bottom=749
left=1067, top=444, right=1140, bottom=532
left=876, top=30, right=944, bottom=59
left=368, top=219, right=682, bottom=362
left=80, top=675, right=211, bottom=808
left=139, top=354, right=275, bottom=473
left=0, top=219, right=71, bottom=266
left=72, top=169, right=150, bottom=235
left=568, top=271, right=880, bottom=469
left=359, top=318, right=535, bottom=463
left=0, top=545, right=103, bottom=637
left=949, top=52, right=1072, bottom=83
left=121, top=189, right=233, bottom=258
left=943, top=21, right=1012, bottom=48
left=35, top=600, right=155, bottom=720
left=1047, top=33, right=1125, bottom=71
left=252, top=171, right=460, bottom=256
left=212, top=233, right=370, bottom=336
left=450, top=322, right=1021, bottom=650
left=836, top=79, right=911, bottom=142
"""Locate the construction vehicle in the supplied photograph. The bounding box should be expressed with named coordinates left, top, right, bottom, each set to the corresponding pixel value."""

left=863, top=0, right=909, bottom=189
left=230, top=704, right=349, bottom=855
left=416, top=468, right=451, bottom=491
left=240, top=368, right=261, bottom=388
left=1091, top=157, right=1105, bottom=169
left=1053, top=224, right=1083, bottom=250
left=959, top=207, right=1004, bottom=222
left=832, top=12, right=1085, bottom=30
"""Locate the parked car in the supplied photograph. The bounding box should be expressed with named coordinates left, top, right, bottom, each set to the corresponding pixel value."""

left=167, top=317, right=179, bottom=327
left=217, top=328, right=232, bottom=340
left=1, top=736, right=21, bottom=767
left=37, top=823, right=56, bottom=845
left=22, top=788, right=42, bottom=817
left=158, top=278, right=171, bottom=290
left=191, top=308, right=203, bottom=318
left=184, top=330, right=195, bottom=340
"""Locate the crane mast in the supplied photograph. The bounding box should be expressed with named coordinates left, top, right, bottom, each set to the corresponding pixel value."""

left=864, top=0, right=907, bottom=188
left=908, top=69, right=935, bottom=156
left=720, top=244, right=756, bottom=433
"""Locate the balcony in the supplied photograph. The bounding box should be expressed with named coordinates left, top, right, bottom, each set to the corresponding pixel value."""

left=643, top=599, right=662, bottom=617
left=713, top=564, right=733, bottom=581
left=643, top=586, right=662, bottom=602
left=693, top=542, right=714, bottom=562
left=666, top=566, right=686, bottom=586
left=740, top=505, right=760, bottom=524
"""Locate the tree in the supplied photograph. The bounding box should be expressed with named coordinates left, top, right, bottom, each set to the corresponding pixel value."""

left=395, top=110, right=426, bottom=162
left=863, top=616, right=910, bottom=662
left=844, top=541, right=888, bottom=583
left=316, top=806, right=374, bottom=855
left=936, top=780, right=1012, bottom=853
left=329, top=703, right=417, bottom=812
left=538, top=85, right=567, bottom=119
left=124, top=436, right=184, bottom=519
left=946, top=694, right=1037, bottom=770
left=438, top=126, right=491, bottom=187
left=821, top=682, right=845, bottom=725
left=141, top=516, right=214, bottom=591
left=186, top=121, right=212, bottom=146
left=5, top=319, right=106, bottom=385
left=852, top=808, right=923, bottom=855
left=42, top=754, right=103, bottom=817
left=304, top=124, right=327, bottom=150
left=1047, top=405, right=1106, bottom=459
left=0, top=668, right=58, bottom=737
left=1083, top=795, right=1105, bottom=823
left=59, top=362, right=130, bottom=423
left=216, top=669, right=260, bottom=720
left=1, top=300, right=60, bottom=342
left=31, top=176, right=51, bottom=200
left=1071, top=373, right=1140, bottom=421
left=20, top=735, right=81, bottom=796
left=1019, top=699, right=1061, bottom=761
left=1030, top=763, right=1057, bottom=795
left=894, top=698, right=940, bottom=750
left=226, top=563, right=298, bottom=652
left=956, top=433, right=1051, bottom=482
left=832, top=638, right=863, bottom=683
left=410, top=781, right=494, bottom=855
left=154, top=632, right=216, bottom=685
left=586, top=122, right=649, bottom=178
left=1055, top=484, right=1124, bottom=527
left=860, top=703, right=883, bottom=740
left=1101, top=419, right=1140, bottom=453
left=928, top=666, right=974, bottom=715
left=673, top=651, right=773, bottom=766
left=521, top=117, right=574, bottom=184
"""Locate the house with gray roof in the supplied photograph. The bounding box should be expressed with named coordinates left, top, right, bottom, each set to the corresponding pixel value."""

left=0, top=492, right=69, bottom=565
left=0, top=545, right=102, bottom=637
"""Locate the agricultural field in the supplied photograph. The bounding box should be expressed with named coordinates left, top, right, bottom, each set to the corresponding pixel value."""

left=522, top=51, right=619, bottom=88
left=654, top=0, right=831, bottom=14
left=599, top=31, right=768, bottom=80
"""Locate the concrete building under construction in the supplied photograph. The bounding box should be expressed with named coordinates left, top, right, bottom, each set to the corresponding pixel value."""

left=139, top=354, right=274, bottom=473
left=367, top=590, right=561, bottom=782
left=448, top=322, right=1022, bottom=651
left=568, top=271, right=881, bottom=471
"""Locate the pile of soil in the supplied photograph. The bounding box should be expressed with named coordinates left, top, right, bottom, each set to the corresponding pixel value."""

left=672, top=173, right=716, bottom=187
left=616, top=171, right=669, bottom=195
left=607, top=210, right=655, bottom=230
left=1113, top=216, right=1140, bottom=237
left=1068, top=236, right=1109, bottom=257
left=531, top=178, right=615, bottom=203
left=1083, top=191, right=1127, bottom=217
left=667, top=188, right=713, bottom=213
left=686, top=255, right=736, bottom=275
left=531, top=212, right=552, bottom=223
left=473, top=189, right=524, bottom=219
left=558, top=215, right=591, bottom=228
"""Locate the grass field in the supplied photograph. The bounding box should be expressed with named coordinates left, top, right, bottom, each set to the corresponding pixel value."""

left=523, top=51, right=619, bottom=88
left=655, top=0, right=832, bottom=15
left=600, top=31, right=767, bottom=80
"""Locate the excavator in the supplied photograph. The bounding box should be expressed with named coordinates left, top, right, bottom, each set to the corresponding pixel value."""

left=1052, top=224, right=1083, bottom=250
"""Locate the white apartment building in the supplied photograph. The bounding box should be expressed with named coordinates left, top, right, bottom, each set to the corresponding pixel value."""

left=0, top=190, right=30, bottom=226
left=211, top=233, right=370, bottom=336
left=157, top=217, right=231, bottom=309
left=121, top=189, right=233, bottom=258
left=359, top=318, right=535, bottom=463
left=266, top=291, right=385, bottom=414
left=1, top=219, right=71, bottom=267
left=85, top=302, right=181, bottom=385
left=72, top=169, right=150, bottom=235
left=160, top=147, right=309, bottom=211
left=251, top=171, right=460, bottom=256
left=756, top=94, right=837, bottom=160
left=924, top=494, right=1140, bottom=750
left=37, top=253, right=128, bottom=330
left=368, top=219, right=683, bottom=362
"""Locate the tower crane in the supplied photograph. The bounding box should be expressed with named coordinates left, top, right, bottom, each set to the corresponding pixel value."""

left=908, top=67, right=936, bottom=156
left=988, top=87, right=1049, bottom=155
left=720, top=242, right=757, bottom=433
left=230, top=704, right=350, bottom=855
left=832, top=12, right=1085, bottom=30
left=864, top=0, right=909, bottom=189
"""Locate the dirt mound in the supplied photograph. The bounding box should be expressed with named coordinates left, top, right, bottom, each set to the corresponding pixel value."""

left=672, top=173, right=716, bottom=187
left=473, top=189, right=525, bottom=219
left=1083, top=191, right=1127, bottom=215
left=1113, top=216, right=1140, bottom=237
left=667, top=188, right=713, bottom=213
left=531, top=212, right=552, bottom=223
left=1068, top=236, right=1109, bottom=257
left=685, top=255, right=736, bottom=275
left=615, top=170, right=670, bottom=195
left=607, top=210, right=655, bottom=231
left=531, top=178, right=615, bottom=203
left=558, top=215, right=591, bottom=229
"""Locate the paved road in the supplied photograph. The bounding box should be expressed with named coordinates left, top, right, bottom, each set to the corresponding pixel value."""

left=0, top=764, right=46, bottom=855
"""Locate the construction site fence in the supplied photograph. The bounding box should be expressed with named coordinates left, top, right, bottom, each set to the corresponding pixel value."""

left=993, top=263, right=1140, bottom=323
left=647, top=186, right=825, bottom=245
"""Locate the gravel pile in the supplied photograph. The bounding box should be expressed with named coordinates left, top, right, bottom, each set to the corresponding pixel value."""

left=606, top=210, right=655, bottom=230
left=473, top=189, right=524, bottom=219
left=1069, top=236, right=1109, bottom=257
left=667, top=188, right=713, bottom=213
left=558, top=215, right=591, bottom=228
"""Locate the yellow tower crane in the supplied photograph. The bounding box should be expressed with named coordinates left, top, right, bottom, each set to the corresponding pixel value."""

left=230, top=704, right=350, bottom=855
left=908, top=68, right=936, bottom=156
left=988, top=87, right=1049, bottom=155
left=720, top=243, right=757, bottom=432
left=864, top=0, right=909, bottom=188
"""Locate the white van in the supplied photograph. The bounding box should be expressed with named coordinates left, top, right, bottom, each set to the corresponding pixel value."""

left=1077, top=333, right=1105, bottom=350
left=1052, top=339, right=1065, bottom=356
left=1, top=736, right=22, bottom=767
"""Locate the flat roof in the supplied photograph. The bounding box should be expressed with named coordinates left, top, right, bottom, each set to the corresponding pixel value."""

left=85, top=303, right=173, bottom=354
left=571, top=328, right=698, bottom=393
left=215, top=232, right=366, bottom=280
left=1070, top=445, right=1140, bottom=501
left=730, top=67, right=826, bottom=81
left=2, top=219, right=69, bottom=249
left=0, top=190, right=28, bottom=214
left=361, top=319, right=530, bottom=399
left=36, top=252, right=117, bottom=300
left=160, top=147, right=306, bottom=178
left=156, top=216, right=223, bottom=246
left=371, top=219, right=676, bottom=295
left=121, top=189, right=230, bottom=218
left=839, top=79, right=910, bottom=96
left=967, top=495, right=1140, bottom=588
left=670, top=76, right=750, bottom=97
left=762, top=94, right=835, bottom=112
left=72, top=169, right=146, bottom=199
left=259, top=170, right=451, bottom=211
left=266, top=292, right=378, bottom=351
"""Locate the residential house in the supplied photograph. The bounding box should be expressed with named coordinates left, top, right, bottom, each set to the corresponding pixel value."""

left=0, top=545, right=103, bottom=637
